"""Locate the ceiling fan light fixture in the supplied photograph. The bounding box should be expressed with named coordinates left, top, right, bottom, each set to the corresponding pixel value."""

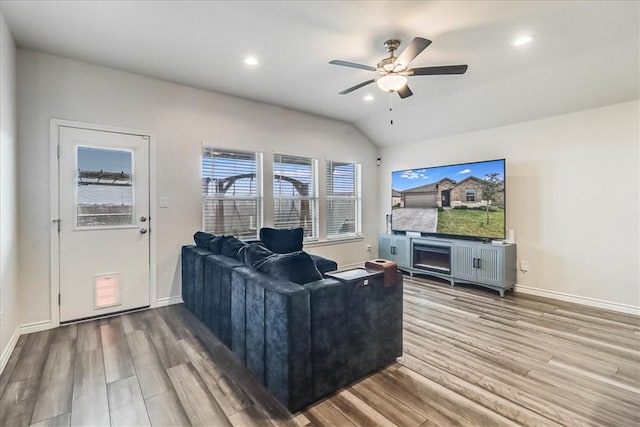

left=512, top=34, right=535, bottom=46
left=243, top=56, right=259, bottom=66
left=376, top=74, right=408, bottom=92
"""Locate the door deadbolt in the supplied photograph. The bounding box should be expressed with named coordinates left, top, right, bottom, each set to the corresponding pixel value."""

left=140, top=216, right=147, bottom=222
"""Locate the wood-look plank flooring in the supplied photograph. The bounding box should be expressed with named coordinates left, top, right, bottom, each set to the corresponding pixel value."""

left=1, top=275, right=638, bottom=426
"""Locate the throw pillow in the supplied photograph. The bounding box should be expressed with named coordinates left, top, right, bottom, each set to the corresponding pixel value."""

left=209, top=235, right=224, bottom=254
left=254, top=251, right=322, bottom=285
left=259, top=227, right=303, bottom=254
left=242, top=242, right=274, bottom=268
left=194, top=231, right=216, bottom=248
left=221, top=236, right=246, bottom=259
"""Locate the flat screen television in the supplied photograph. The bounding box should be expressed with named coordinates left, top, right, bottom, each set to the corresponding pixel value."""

left=391, top=159, right=505, bottom=240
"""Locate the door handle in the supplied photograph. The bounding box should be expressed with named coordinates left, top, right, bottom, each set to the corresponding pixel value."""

left=140, top=227, right=148, bottom=234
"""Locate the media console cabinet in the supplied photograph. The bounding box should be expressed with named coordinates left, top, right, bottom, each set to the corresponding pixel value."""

left=379, top=233, right=517, bottom=297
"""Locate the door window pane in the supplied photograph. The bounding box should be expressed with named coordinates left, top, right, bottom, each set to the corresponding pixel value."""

left=77, top=147, right=134, bottom=227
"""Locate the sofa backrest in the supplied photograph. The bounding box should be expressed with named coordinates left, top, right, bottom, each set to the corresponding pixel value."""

left=203, top=254, right=244, bottom=346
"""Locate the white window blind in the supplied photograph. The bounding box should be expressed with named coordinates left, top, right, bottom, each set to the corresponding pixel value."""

left=202, top=147, right=262, bottom=239
left=326, top=160, right=361, bottom=238
left=273, top=154, right=318, bottom=239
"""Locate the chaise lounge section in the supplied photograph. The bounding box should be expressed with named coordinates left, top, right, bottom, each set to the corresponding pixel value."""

left=181, top=230, right=403, bottom=411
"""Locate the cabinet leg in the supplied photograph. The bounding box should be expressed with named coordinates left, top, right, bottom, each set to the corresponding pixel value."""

left=499, top=289, right=505, bottom=297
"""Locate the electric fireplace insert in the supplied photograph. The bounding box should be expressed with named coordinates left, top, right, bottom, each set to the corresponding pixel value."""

left=413, top=244, right=451, bottom=274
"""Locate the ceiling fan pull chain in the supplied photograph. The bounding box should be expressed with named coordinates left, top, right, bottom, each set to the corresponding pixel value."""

left=389, top=92, right=394, bottom=125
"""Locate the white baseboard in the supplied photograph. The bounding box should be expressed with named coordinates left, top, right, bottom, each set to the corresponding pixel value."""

left=0, top=327, right=20, bottom=374
left=0, top=320, right=52, bottom=375
left=514, top=284, right=640, bottom=316
left=19, top=319, right=54, bottom=335
left=156, top=296, right=184, bottom=307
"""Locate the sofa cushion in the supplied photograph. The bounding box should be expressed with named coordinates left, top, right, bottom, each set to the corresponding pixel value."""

left=259, top=227, right=303, bottom=254
left=221, top=236, right=247, bottom=259
left=194, top=231, right=217, bottom=248
left=254, top=251, right=322, bottom=285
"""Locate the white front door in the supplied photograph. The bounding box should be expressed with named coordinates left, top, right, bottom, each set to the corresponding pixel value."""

left=58, top=126, right=150, bottom=322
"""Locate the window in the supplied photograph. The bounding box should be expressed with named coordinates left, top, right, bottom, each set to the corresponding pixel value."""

left=326, top=160, right=361, bottom=238
left=202, top=147, right=262, bottom=239
left=76, top=146, right=134, bottom=227
left=273, top=154, right=318, bottom=239
left=465, top=188, right=475, bottom=202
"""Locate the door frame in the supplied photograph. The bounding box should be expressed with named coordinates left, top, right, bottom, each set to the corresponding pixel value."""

left=49, top=119, right=157, bottom=328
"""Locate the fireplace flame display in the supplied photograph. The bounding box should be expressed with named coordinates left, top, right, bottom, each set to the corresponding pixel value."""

left=413, top=244, right=451, bottom=274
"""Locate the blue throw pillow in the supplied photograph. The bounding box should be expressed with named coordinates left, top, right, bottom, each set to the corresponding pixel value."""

left=194, top=231, right=216, bottom=248
left=254, top=251, right=322, bottom=285
left=259, top=227, right=303, bottom=254
left=209, top=235, right=224, bottom=254
left=242, top=242, right=274, bottom=268
left=221, top=236, right=246, bottom=259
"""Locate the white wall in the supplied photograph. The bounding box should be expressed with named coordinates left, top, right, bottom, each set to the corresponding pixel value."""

left=379, top=100, right=640, bottom=309
left=0, top=11, right=19, bottom=362
left=17, top=49, right=379, bottom=326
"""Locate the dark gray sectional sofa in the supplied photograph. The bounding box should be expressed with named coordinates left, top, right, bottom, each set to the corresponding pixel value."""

left=181, top=233, right=403, bottom=412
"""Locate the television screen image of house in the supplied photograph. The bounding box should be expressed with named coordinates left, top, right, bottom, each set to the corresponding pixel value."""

left=391, top=159, right=505, bottom=239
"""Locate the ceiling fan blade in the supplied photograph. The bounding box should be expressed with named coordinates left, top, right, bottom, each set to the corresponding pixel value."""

left=397, top=85, right=413, bottom=99
left=393, top=37, right=432, bottom=68
left=409, top=65, right=468, bottom=75
left=329, top=60, right=377, bottom=72
left=339, top=79, right=376, bottom=95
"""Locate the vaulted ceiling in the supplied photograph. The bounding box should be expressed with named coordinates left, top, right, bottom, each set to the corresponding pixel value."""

left=2, top=1, right=638, bottom=147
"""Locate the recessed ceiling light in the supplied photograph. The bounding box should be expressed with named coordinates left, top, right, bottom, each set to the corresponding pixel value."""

left=363, top=94, right=375, bottom=102
left=244, top=56, right=259, bottom=66
left=512, top=35, right=535, bottom=46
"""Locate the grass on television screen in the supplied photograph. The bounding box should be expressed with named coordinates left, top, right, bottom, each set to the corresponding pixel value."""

left=437, top=208, right=504, bottom=238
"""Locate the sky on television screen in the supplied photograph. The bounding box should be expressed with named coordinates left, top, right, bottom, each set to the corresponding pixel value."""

left=392, top=159, right=505, bottom=191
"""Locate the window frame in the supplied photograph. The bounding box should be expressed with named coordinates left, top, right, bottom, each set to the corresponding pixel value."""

left=325, top=160, right=362, bottom=240
left=201, top=146, right=263, bottom=239
left=273, top=153, right=319, bottom=241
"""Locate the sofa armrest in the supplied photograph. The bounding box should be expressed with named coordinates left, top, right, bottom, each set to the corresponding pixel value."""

left=303, top=273, right=404, bottom=401
left=302, top=278, right=351, bottom=399
left=308, top=253, right=338, bottom=275
left=230, top=266, right=312, bottom=411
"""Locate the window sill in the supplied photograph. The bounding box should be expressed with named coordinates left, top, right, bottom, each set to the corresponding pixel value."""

left=304, top=235, right=364, bottom=248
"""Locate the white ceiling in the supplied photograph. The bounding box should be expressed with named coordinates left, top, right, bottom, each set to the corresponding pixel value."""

left=1, top=1, right=638, bottom=147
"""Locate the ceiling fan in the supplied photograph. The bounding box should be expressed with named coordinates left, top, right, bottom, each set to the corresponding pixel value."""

left=329, top=37, right=468, bottom=99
